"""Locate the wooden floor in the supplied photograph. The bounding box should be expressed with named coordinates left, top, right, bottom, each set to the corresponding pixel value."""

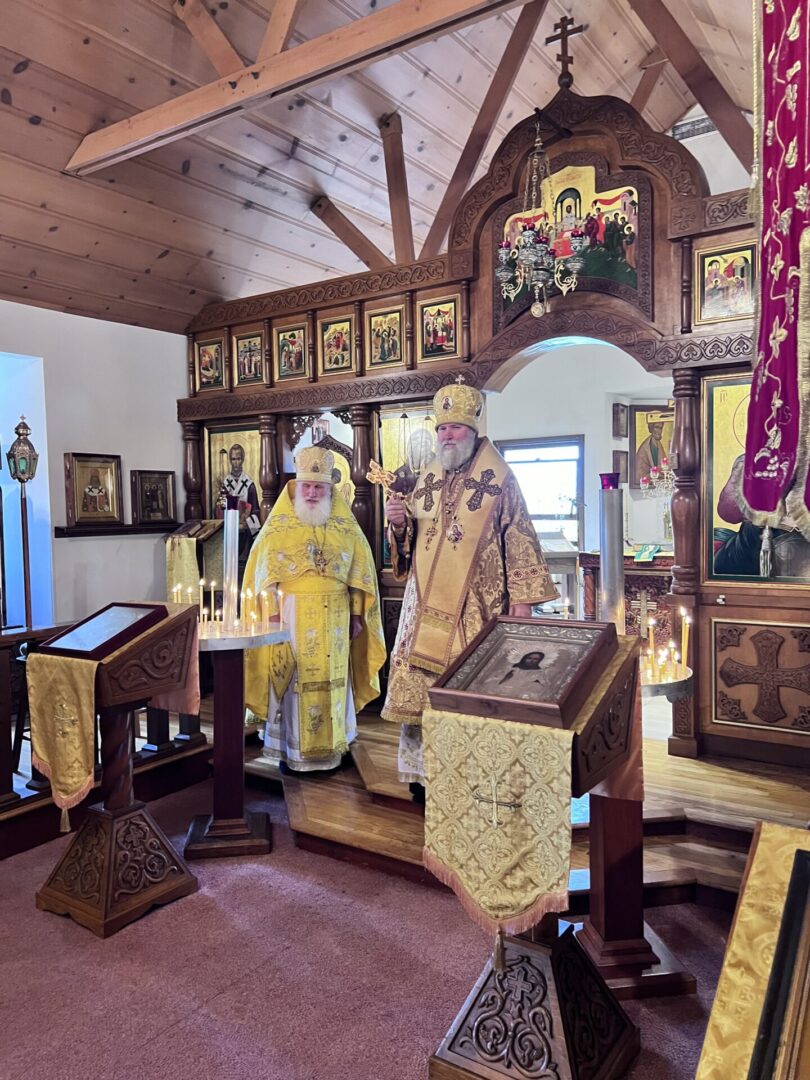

left=244, top=703, right=810, bottom=904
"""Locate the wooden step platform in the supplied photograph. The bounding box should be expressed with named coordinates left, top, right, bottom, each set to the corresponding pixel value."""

left=243, top=716, right=810, bottom=905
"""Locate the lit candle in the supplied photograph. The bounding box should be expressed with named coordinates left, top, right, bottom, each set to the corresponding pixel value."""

left=215, top=609, right=222, bottom=637
left=240, top=590, right=246, bottom=619
left=277, top=588, right=284, bottom=629
left=640, top=476, right=650, bottom=491
left=199, top=578, right=205, bottom=622
left=683, top=616, right=691, bottom=667
left=260, top=590, right=268, bottom=631
left=251, top=612, right=257, bottom=635
left=172, top=583, right=181, bottom=603
left=246, top=588, right=253, bottom=623
left=186, top=587, right=193, bottom=606
left=209, top=580, right=216, bottom=617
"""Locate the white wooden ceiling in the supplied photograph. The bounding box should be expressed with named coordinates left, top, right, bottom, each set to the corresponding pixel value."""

left=0, top=0, right=753, bottom=333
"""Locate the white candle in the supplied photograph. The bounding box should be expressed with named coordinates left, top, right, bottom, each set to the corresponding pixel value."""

left=198, top=578, right=205, bottom=621
left=209, top=580, right=216, bottom=617
left=277, top=588, right=285, bottom=629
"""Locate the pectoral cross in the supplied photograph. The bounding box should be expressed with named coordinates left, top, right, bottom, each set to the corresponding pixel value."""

left=465, top=468, right=501, bottom=512
left=545, top=15, right=586, bottom=89
left=473, top=776, right=522, bottom=828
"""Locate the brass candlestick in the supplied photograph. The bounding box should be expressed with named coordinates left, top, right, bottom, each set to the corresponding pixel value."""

left=6, top=416, right=39, bottom=629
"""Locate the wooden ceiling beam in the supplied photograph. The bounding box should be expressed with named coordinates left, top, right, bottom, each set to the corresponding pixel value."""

left=379, top=112, right=415, bottom=264
left=630, top=46, right=668, bottom=114
left=626, top=0, right=753, bottom=171
left=420, top=0, right=550, bottom=259
left=257, top=0, right=304, bottom=62
left=172, top=0, right=244, bottom=79
left=65, top=0, right=530, bottom=176
left=310, top=196, right=393, bottom=270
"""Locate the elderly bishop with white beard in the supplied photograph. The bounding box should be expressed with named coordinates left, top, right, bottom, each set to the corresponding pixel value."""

left=383, top=383, right=558, bottom=798
left=244, top=446, right=386, bottom=774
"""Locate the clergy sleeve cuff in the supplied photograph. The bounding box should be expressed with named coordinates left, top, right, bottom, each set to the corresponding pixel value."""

left=349, top=588, right=364, bottom=616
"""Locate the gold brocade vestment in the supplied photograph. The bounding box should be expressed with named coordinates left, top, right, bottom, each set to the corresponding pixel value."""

left=382, top=438, right=557, bottom=725
left=244, top=483, right=386, bottom=760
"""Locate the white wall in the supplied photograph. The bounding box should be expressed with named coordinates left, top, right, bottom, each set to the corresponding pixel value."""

left=485, top=340, right=673, bottom=550
left=0, top=352, right=53, bottom=628
left=675, top=106, right=752, bottom=193
left=0, top=299, right=186, bottom=624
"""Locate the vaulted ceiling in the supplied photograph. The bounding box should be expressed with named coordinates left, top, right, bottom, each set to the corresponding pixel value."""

left=0, top=0, right=753, bottom=333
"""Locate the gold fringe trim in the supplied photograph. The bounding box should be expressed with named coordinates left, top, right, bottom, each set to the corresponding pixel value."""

left=784, top=227, right=810, bottom=539
left=31, top=752, right=94, bottom=813
left=423, top=848, right=569, bottom=936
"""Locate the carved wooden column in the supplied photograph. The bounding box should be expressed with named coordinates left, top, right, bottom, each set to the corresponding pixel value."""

left=306, top=309, right=316, bottom=382
left=349, top=404, right=374, bottom=543
left=186, top=333, right=197, bottom=397
left=182, top=421, right=204, bottom=520
left=222, top=326, right=233, bottom=391
left=461, top=279, right=471, bottom=361
left=680, top=238, right=693, bottom=334
left=405, top=289, right=416, bottom=370
left=354, top=300, right=363, bottom=375
left=262, top=317, right=273, bottom=388
left=669, top=368, right=701, bottom=758
left=671, top=369, right=700, bottom=594
left=258, top=413, right=280, bottom=523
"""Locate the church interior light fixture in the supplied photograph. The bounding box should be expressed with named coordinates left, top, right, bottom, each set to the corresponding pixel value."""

left=495, top=111, right=586, bottom=319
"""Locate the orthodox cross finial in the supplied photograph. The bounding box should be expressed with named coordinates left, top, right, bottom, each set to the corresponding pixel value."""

left=454, top=372, right=467, bottom=385
left=545, top=15, right=587, bottom=90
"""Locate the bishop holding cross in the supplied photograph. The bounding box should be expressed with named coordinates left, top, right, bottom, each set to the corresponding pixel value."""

left=383, top=383, right=557, bottom=798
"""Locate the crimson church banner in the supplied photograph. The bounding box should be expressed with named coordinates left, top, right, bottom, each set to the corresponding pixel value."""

left=743, top=1, right=810, bottom=537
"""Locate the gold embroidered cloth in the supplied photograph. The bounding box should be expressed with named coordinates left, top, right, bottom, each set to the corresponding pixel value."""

left=696, top=821, right=810, bottom=1080
left=28, top=653, right=99, bottom=811
left=243, top=482, right=386, bottom=752
left=410, top=441, right=509, bottom=674
left=165, top=535, right=200, bottom=597
left=423, top=707, right=573, bottom=933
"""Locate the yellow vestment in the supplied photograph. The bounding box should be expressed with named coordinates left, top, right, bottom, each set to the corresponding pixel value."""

left=244, top=482, right=385, bottom=761
left=382, top=438, right=558, bottom=726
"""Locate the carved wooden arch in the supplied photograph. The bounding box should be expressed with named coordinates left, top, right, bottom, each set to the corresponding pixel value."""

left=471, top=298, right=666, bottom=378
left=449, top=87, right=709, bottom=255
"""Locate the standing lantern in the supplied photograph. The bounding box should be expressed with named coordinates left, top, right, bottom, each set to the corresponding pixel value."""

left=6, top=416, right=39, bottom=629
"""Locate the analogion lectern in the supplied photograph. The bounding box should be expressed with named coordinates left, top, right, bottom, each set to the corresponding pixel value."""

left=34, top=602, right=199, bottom=937
left=426, top=617, right=693, bottom=1080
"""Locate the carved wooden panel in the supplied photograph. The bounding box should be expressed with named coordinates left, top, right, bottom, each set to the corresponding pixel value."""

left=712, top=619, right=810, bottom=736
left=97, top=607, right=197, bottom=708
left=433, top=931, right=637, bottom=1079
left=188, top=256, right=469, bottom=332
left=450, top=89, right=705, bottom=253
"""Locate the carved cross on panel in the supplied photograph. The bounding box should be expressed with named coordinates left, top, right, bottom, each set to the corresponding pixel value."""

left=465, top=469, right=501, bottom=511
left=414, top=471, right=443, bottom=511
left=719, top=628, right=810, bottom=725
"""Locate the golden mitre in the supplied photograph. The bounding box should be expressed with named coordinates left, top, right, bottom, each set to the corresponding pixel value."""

left=433, top=383, right=484, bottom=432
left=295, top=445, right=335, bottom=484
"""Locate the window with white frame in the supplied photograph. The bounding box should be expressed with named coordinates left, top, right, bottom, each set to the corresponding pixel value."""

left=495, top=436, right=584, bottom=549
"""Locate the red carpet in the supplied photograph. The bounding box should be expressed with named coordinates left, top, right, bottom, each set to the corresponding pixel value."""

left=0, top=781, right=729, bottom=1079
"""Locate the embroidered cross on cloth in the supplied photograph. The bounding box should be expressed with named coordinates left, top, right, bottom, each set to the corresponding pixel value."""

left=422, top=707, right=573, bottom=933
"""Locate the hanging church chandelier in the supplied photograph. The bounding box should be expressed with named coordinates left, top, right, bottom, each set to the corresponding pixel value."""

left=495, top=114, right=586, bottom=319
